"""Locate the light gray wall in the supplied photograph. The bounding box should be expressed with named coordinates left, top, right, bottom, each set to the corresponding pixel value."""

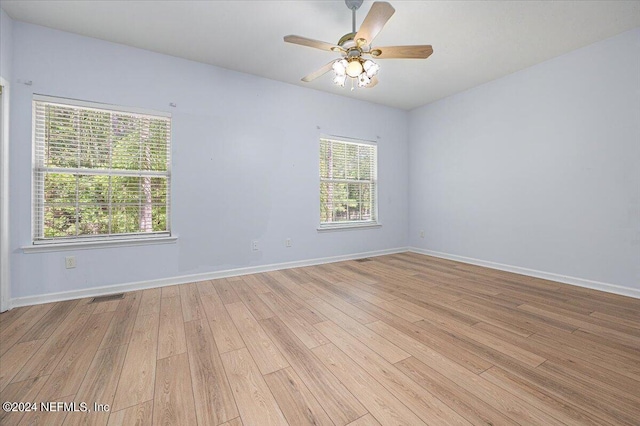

left=0, top=9, right=12, bottom=81
left=1, top=8, right=13, bottom=311
left=409, top=28, right=640, bottom=291
left=10, top=21, right=409, bottom=299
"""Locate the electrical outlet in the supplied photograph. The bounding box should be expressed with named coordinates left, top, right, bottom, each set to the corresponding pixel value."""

left=285, top=238, right=292, bottom=248
left=65, top=256, right=76, bottom=269
left=251, top=240, right=259, bottom=251
left=420, top=230, right=425, bottom=238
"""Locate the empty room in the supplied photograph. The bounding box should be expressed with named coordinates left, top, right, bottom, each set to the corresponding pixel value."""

left=0, top=0, right=638, bottom=425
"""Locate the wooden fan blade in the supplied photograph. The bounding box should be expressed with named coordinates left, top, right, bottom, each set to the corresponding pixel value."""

left=284, top=35, right=340, bottom=52
left=366, top=76, right=379, bottom=88
left=355, top=2, right=395, bottom=45
left=373, top=45, right=433, bottom=59
left=301, top=61, right=335, bottom=82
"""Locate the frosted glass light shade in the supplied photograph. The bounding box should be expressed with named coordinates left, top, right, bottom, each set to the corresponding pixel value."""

left=332, top=59, right=348, bottom=76
left=363, top=60, right=380, bottom=78
left=358, top=73, right=371, bottom=87
left=333, top=74, right=347, bottom=87
left=346, top=60, right=364, bottom=78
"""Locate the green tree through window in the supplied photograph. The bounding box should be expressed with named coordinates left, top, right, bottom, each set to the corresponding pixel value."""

left=33, top=96, right=171, bottom=242
left=319, top=137, right=377, bottom=226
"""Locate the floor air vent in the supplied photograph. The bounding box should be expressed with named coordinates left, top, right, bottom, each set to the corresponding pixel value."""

left=355, top=258, right=373, bottom=263
left=90, top=293, right=125, bottom=303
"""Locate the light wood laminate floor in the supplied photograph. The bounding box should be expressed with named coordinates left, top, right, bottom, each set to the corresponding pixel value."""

left=1, top=252, right=639, bottom=425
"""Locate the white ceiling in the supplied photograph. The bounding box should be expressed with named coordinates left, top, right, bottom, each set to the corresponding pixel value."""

left=2, top=1, right=639, bottom=110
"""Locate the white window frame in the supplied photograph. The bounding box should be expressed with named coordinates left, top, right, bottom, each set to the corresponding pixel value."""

left=29, top=94, right=173, bottom=249
left=318, top=135, right=379, bottom=231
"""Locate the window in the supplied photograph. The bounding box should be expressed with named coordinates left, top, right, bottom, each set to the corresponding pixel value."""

left=319, top=136, right=377, bottom=228
left=32, top=95, right=171, bottom=244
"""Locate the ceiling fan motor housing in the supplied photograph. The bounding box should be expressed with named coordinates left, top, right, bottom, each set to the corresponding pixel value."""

left=345, top=0, right=364, bottom=11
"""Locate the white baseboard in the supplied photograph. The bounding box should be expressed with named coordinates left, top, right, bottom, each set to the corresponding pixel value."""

left=409, top=247, right=640, bottom=299
left=10, top=247, right=409, bottom=308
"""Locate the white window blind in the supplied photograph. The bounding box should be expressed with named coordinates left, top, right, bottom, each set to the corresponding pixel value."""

left=32, top=95, right=171, bottom=243
left=319, top=137, right=377, bottom=227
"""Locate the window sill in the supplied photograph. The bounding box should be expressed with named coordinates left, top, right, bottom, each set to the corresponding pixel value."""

left=22, top=235, right=178, bottom=253
left=317, top=223, right=382, bottom=232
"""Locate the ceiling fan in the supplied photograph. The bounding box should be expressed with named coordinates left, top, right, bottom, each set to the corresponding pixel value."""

left=284, top=0, right=433, bottom=89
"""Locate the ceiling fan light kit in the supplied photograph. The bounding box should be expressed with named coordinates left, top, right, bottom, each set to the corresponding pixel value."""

left=284, top=0, right=433, bottom=90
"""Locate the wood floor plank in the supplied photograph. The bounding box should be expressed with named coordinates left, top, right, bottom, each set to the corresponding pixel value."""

left=225, top=301, right=289, bottom=375
left=179, top=282, right=204, bottom=322
left=415, top=317, right=547, bottom=368
left=521, top=301, right=640, bottom=337
left=301, top=282, right=378, bottom=324
left=38, top=312, right=113, bottom=400
left=312, top=343, right=429, bottom=426
left=19, top=299, right=78, bottom=343
left=107, top=400, right=153, bottom=426
left=0, top=305, right=29, bottom=330
left=65, top=343, right=129, bottom=426
left=240, top=274, right=271, bottom=294
left=260, top=285, right=327, bottom=326
left=395, top=356, right=518, bottom=426
left=331, top=264, right=379, bottom=285
left=258, top=292, right=329, bottom=349
left=111, top=311, right=159, bottom=411
left=0, top=303, right=54, bottom=356
left=138, top=288, right=162, bottom=318
left=303, top=270, right=362, bottom=303
left=590, top=310, right=640, bottom=329
left=565, top=296, right=639, bottom=321
left=388, top=296, right=476, bottom=328
left=100, top=291, right=142, bottom=349
left=529, top=331, right=640, bottom=381
left=307, top=298, right=410, bottom=363
left=481, top=365, right=635, bottom=426
left=315, top=320, right=471, bottom=425
left=520, top=303, right=640, bottom=349
left=260, top=316, right=367, bottom=425
left=93, top=299, right=121, bottom=314
left=347, top=413, right=382, bottom=426
left=357, top=301, right=493, bottom=374
left=161, top=285, right=180, bottom=298
left=350, top=292, right=424, bottom=323
left=572, top=328, right=640, bottom=359
left=184, top=319, right=238, bottom=425
left=541, top=359, right=640, bottom=414
left=220, top=347, right=288, bottom=426
left=213, top=278, right=241, bottom=304
left=153, top=353, right=197, bottom=426
left=18, top=393, right=74, bottom=426
left=194, top=279, right=217, bottom=297
left=458, top=300, right=576, bottom=333
left=474, top=321, right=640, bottom=403
left=157, top=296, right=187, bottom=359
left=279, top=267, right=318, bottom=286
left=219, top=418, right=244, bottom=426
left=12, top=302, right=97, bottom=382
left=264, top=367, right=334, bottom=426
left=366, top=320, right=567, bottom=425
left=265, top=270, right=316, bottom=301
left=235, top=279, right=275, bottom=320
left=0, top=339, right=45, bottom=392
left=0, top=375, right=49, bottom=425
left=200, top=292, right=246, bottom=354
left=258, top=274, right=325, bottom=323
left=265, top=270, right=317, bottom=300
left=325, top=272, right=396, bottom=301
